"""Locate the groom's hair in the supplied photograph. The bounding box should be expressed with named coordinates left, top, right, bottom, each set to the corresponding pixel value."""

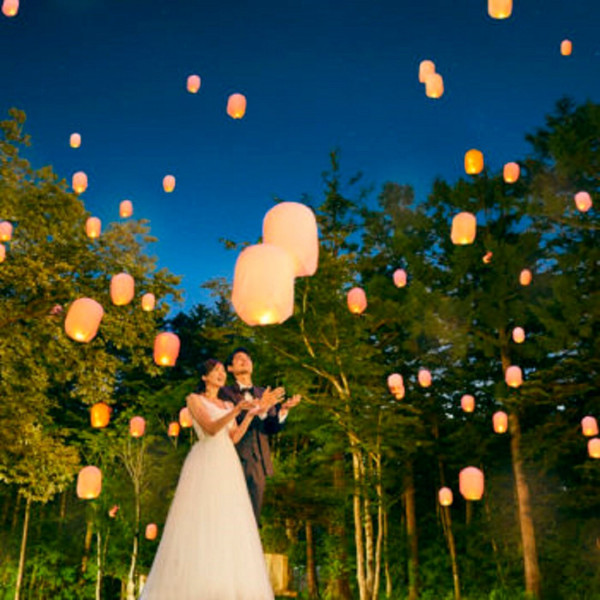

left=225, top=346, right=252, bottom=368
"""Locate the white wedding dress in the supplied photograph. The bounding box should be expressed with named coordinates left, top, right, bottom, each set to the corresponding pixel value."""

left=139, top=396, right=274, bottom=600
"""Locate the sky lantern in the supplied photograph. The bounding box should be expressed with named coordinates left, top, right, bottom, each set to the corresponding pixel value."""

left=0, top=221, right=13, bottom=241
left=588, top=438, right=600, bottom=459
left=512, top=327, right=525, bottom=344
left=418, top=369, right=432, bottom=388
left=347, top=287, right=367, bottom=315
left=459, top=467, right=484, bottom=500
left=262, top=201, right=319, bottom=277
left=451, top=212, right=477, bottom=245
left=141, top=293, right=156, bottom=312
left=505, top=365, right=523, bottom=388
left=69, top=133, right=81, bottom=148
left=1, top=0, right=18, bottom=17
left=72, top=171, right=88, bottom=194
left=163, top=175, right=176, bottom=193
left=425, top=73, right=444, bottom=98
left=461, top=394, right=475, bottom=413
left=493, top=411, right=508, bottom=433
left=90, top=402, right=111, bottom=428
left=418, top=60, right=435, bottom=83
left=387, top=373, right=405, bottom=398
left=482, top=251, right=493, bottom=264
left=560, top=40, right=572, bottom=56
left=65, top=298, right=104, bottom=343
left=0, top=244, right=5, bottom=263
left=488, top=0, right=512, bottom=19
left=581, top=416, right=599, bottom=437
left=145, top=523, right=158, bottom=540
left=503, top=162, right=520, bottom=183
left=179, top=407, right=193, bottom=428
left=464, top=149, right=484, bottom=175
left=393, top=268, right=407, bottom=288
left=438, top=487, right=453, bottom=507
left=232, top=243, right=295, bottom=326
left=519, top=269, right=532, bottom=286
left=574, top=191, right=592, bottom=213
left=227, top=93, right=247, bottom=119
left=110, top=273, right=135, bottom=306
left=108, top=505, right=119, bottom=518
left=120, top=200, right=133, bottom=218
left=76, top=466, right=102, bottom=500
left=130, top=416, right=146, bottom=438
left=154, top=332, right=181, bottom=366
left=85, top=217, right=101, bottom=239
left=168, top=422, right=180, bottom=437
left=186, top=74, right=201, bottom=93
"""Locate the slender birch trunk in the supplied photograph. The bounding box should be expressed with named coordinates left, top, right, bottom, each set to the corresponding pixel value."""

left=14, top=495, right=31, bottom=600
left=81, top=517, right=94, bottom=574
left=404, top=464, right=419, bottom=600
left=383, top=504, right=392, bottom=598
left=351, top=443, right=368, bottom=600
left=305, top=520, right=319, bottom=599
left=96, top=530, right=103, bottom=600
left=440, top=505, right=461, bottom=600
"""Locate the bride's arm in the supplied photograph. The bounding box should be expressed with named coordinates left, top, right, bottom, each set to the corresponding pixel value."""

left=186, top=394, right=246, bottom=436
left=229, top=407, right=257, bottom=444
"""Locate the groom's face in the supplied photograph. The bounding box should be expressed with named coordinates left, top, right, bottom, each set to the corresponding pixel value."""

left=228, top=351, right=253, bottom=378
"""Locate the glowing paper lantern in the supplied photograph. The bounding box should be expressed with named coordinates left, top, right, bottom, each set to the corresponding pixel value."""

left=581, top=416, right=599, bottom=437
left=488, top=0, right=512, bottom=19
left=120, top=200, right=133, bottom=218
left=90, top=402, right=111, bottom=428
left=451, top=212, right=477, bottom=245
left=179, top=407, right=193, bottom=428
left=493, top=411, right=508, bottom=433
left=461, top=394, right=475, bottom=413
left=130, top=416, right=146, bottom=438
left=0, top=244, right=5, bottom=263
left=519, top=269, right=532, bottom=286
left=347, top=287, right=367, bottom=315
left=503, top=162, right=520, bottom=183
left=110, top=273, right=135, bottom=306
left=505, top=365, right=523, bottom=388
left=141, top=293, right=156, bottom=312
left=145, top=523, right=158, bottom=540
left=76, top=466, right=102, bottom=500
left=574, top=191, right=592, bottom=213
left=108, top=505, right=119, bottom=518
left=459, top=467, right=484, bottom=500
left=1, top=0, right=18, bottom=17
left=438, top=487, right=453, bottom=507
left=418, top=369, right=432, bottom=388
left=154, top=332, right=181, bottom=366
left=65, top=298, right=104, bottom=343
left=168, top=422, right=180, bottom=437
left=425, top=73, right=444, bottom=98
left=227, top=93, right=247, bottom=119
left=231, top=243, right=295, bottom=326
left=85, top=217, right=101, bottom=239
left=0, top=221, right=13, bottom=241
left=387, top=373, right=405, bottom=399
left=560, top=40, right=572, bottom=56
left=512, top=327, right=525, bottom=344
left=588, top=438, right=600, bottom=459
left=72, top=171, right=88, bottom=194
left=262, top=202, right=319, bottom=277
left=418, top=60, right=435, bottom=83
left=464, top=149, right=484, bottom=175
left=186, top=74, right=201, bottom=94
left=393, top=269, right=407, bottom=288
left=70, top=133, right=81, bottom=148
left=163, top=175, right=176, bottom=193
left=483, top=251, right=493, bottom=264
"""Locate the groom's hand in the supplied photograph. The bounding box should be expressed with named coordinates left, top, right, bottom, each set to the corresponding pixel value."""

left=279, top=394, right=301, bottom=419
left=258, top=386, right=285, bottom=412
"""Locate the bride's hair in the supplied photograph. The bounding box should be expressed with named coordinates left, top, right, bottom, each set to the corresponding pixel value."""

left=195, top=358, right=222, bottom=393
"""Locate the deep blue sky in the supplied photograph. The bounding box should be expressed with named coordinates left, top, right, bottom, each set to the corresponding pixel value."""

left=1, top=0, right=599, bottom=311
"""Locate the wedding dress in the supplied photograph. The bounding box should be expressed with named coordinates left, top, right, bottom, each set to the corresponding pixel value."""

left=139, top=396, right=274, bottom=600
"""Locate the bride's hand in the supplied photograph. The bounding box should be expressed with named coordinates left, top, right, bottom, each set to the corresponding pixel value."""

left=238, top=399, right=257, bottom=412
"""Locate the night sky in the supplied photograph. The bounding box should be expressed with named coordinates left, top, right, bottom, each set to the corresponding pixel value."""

left=1, top=0, right=599, bottom=311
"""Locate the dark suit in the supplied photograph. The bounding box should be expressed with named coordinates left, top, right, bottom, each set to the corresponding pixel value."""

left=219, top=383, right=284, bottom=522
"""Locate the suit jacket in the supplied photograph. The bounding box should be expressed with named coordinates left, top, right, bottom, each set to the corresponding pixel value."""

left=219, top=383, right=284, bottom=477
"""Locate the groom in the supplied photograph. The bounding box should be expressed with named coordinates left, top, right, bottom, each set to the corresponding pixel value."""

left=220, top=347, right=301, bottom=523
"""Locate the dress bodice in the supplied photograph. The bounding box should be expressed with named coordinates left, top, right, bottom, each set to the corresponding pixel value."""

left=191, top=395, right=234, bottom=442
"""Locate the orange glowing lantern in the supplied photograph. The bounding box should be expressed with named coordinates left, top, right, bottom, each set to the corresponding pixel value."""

left=168, top=422, right=180, bottom=437
left=418, top=369, right=432, bottom=388
left=163, top=175, right=176, bottom=193
left=227, top=93, right=247, bottom=119
left=505, top=365, right=523, bottom=388
left=483, top=251, right=493, bottom=264
left=65, top=298, right=104, bottom=343
left=347, top=287, right=367, bottom=315
left=493, top=411, right=508, bottom=433
left=145, top=523, right=158, bottom=540
left=581, top=416, right=599, bottom=437
left=72, top=171, right=88, bottom=194
left=120, top=200, right=133, bottom=218
left=85, top=217, right=101, bottom=239
left=69, top=133, right=81, bottom=148
left=512, top=327, right=525, bottom=344
left=0, top=244, right=5, bottom=263
left=464, top=149, right=484, bottom=175
left=459, top=467, right=484, bottom=500
left=393, top=269, right=407, bottom=288
left=2, top=0, right=19, bottom=17
left=387, top=373, right=405, bottom=398
left=519, top=269, right=532, bottom=286
left=451, top=212, right=477, bottom=245
left=130, top=416, right=146, bottom=438
left=588, top=438, right=600, bottom=459
left=438, top=487, right=453, bottom=506
left=187, top=74, right=201, bottom=94
left=108, top=505, right=119, bottom=518
left=110, top=273, right=135, bottom=306
left=560, top=40, right=572, bottom=56
left=425, top=73, right=444, bottom=98
left=574, top=191, right=592, bottom=213
left=461, top=394, right=475, bottom=413
left=503, top=162, right=520, bottom=183
left=90, top=402, right=111, bottom=428
left=418, top=60, right=435, bottom=83
left=76, top=466, right=102, bottom=500
left=179, top=407, right=193, bottom=428
left=231, top=243, right=295, bottom=326
left=488, top=0, right=512, bottom=19
left=262, top=202, right=319, bottom=277
left=154, top=332, right=181, bottom=366
left=141, top=293, right=156, bottom=312
left=0, top=221, right=12, bottom=241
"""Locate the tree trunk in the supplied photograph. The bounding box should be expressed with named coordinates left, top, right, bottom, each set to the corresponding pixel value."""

left=383, top=504, right=392, bottom=598
left=351, top=443, right=368, bottom=600
left=371, top=454, right=384, bottom=600
left=81, top=517, right=94, bottom=575
left=440, top=506, right=461, bottom=600
left=404, top=464, right=419, bottom=600
left=305, top=520, right=319, bottom=599
left=96, top=530, right=103, bottom=600
left=14, top=495, right=31, bottom=600
left=126, top=485, right=141, bottom=600
left=11, top=492, right=21, bottom=532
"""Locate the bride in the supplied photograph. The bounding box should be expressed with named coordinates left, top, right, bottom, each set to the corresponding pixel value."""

left=139, top=358, right=277, bottom=600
